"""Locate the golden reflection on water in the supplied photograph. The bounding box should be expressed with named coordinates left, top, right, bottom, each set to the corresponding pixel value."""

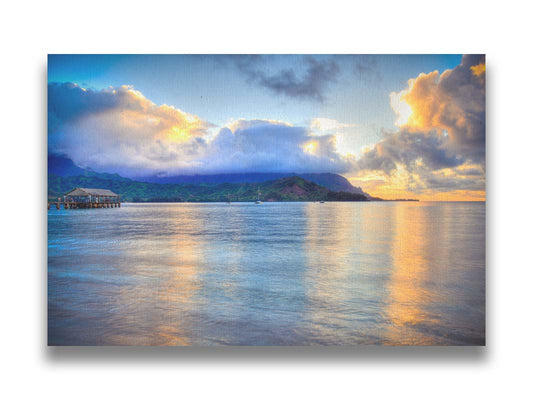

left=48, top=202, right=485, bottom=345
left=385, top=203, right=438, bottom=345
left=302, top=201, right=463, bottom=345
left=108, top=206, right=206, bottom=345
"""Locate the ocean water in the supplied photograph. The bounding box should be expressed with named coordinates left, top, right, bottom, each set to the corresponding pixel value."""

left=48, top=202, right=485, bottom=346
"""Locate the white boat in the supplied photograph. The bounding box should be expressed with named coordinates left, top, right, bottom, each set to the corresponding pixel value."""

left=255, top=188, right=262, bottom=204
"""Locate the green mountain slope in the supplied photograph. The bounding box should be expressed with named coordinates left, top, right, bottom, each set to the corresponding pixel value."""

left=48, top=175, right=369, bottom=202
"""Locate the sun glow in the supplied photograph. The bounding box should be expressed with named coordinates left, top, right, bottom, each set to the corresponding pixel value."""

left=303, top=141, right=318, bottom=155
left=168, top=126, right=191, bottom=142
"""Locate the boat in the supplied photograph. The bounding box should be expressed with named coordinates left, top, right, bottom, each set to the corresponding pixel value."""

left=255, top=188, right=262, bottom=204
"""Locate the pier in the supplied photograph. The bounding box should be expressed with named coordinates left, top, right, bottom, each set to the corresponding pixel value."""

left=48, top=188, right=121, bottom=210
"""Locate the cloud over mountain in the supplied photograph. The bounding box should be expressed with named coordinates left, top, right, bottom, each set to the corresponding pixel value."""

left=202, top=120, right=354, bottom=175
left=48, top=83, right=354, bottom=177
left=48, top=83, right=212, bottom=176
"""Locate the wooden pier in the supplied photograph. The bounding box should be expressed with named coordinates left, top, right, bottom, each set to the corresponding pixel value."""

left=48, top=200, right=121, bottom=210
left=48, top=187, right=121, bottom=210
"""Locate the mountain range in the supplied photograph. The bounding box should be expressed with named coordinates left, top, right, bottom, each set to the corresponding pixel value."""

left=48, top=154, right=377, bottom=202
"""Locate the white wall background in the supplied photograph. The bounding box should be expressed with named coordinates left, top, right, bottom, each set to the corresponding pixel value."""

left=1, top=1, right=531, bottom=399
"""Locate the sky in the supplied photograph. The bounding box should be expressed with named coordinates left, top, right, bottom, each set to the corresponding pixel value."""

left=48, top=54, right=485, bottom=200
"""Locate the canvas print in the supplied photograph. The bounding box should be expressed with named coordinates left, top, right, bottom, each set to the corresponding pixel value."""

left=47, top=54, right=485, bottom=346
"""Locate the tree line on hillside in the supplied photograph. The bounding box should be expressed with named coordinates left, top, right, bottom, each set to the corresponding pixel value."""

left=48, top=174, right=369, bottom=202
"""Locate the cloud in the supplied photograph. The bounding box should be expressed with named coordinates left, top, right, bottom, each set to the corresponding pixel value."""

left=310, top=117, right=357, bottom=132
left=200, top=119, right=354, bottom=175
left=48, top=54, right=486, bottom=200
left=48, top=83, right=354, bottom=177
left=309, top=117, right=369, bottom=157
left=353, top=55, right=382, bottom=83
left=48, top=83, right=213, bottom=176
left=393, top=54, right=485, bottom=161
left=229, top=55, right=340, bottom=102
left=356, top=129, right=463, bottom=174
left=354, top=55, right=485, bottom=197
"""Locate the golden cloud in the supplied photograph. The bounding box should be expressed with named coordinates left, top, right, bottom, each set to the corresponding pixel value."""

left=48, top=83, right=214, bottom=174
left=392, top=56, right=485, bottom=155
left=356, top=55, right=486, bottom=200
left=112, top=86, right=210, bottom=143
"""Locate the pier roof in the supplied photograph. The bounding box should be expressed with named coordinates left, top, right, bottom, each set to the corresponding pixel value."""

left=65, top=188, right=118, bottom=197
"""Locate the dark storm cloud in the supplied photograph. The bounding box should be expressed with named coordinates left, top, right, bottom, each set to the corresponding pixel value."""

left=227, top=55, right=340, bottom=102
